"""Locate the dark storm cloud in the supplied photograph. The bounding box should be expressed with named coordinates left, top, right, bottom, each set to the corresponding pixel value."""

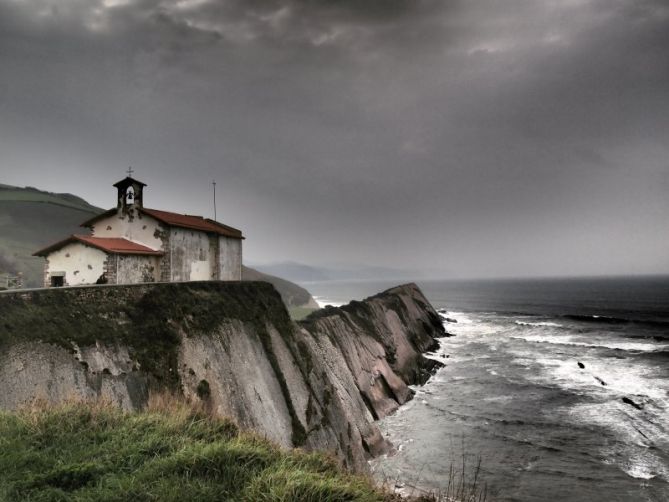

left=1, top=0, right=668, bottom=277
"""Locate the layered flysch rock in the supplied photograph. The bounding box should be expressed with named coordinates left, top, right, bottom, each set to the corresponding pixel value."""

left=0, top=281, right=444, bottom=471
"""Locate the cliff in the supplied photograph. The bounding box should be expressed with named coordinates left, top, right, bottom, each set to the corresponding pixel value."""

left=299, top=285, right=444, bottom=421
left=0, top=281, right=444, bottom=471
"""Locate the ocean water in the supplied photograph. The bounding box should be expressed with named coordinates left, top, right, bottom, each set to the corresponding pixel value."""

left=306, top=276, right=669, bottom=501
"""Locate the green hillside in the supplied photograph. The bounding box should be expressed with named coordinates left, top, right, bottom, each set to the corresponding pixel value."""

left=242, top=265, right=318, bottom=312
left=0, top=184, right=101, bottom=211
left=0, top=185, right=318, bottom=310
left=0, top=185, right=102, bottom=287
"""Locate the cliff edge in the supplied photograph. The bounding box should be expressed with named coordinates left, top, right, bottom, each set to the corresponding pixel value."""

left=0, top=281, right=444, bottom=471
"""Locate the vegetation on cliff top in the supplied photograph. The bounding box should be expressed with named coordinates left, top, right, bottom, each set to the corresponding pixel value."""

left=0, top=397, right=392, bottom=502
left=0, top=281, right=292, bottom=387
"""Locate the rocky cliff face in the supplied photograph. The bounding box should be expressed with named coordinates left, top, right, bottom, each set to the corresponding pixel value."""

left=0, top=281, right=444, bottom=471
left=299, top=284, right=444, bottom=422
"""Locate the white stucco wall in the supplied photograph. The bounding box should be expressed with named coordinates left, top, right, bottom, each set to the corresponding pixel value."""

left=219, top=236, right=242, bottom=281
left=91, top=212, right=164, bottom=250
left=46, top=243, right=107, bottom=286
left=169, top=229, right=215, bottom=282
left=116, top=255, right=161, bottom=284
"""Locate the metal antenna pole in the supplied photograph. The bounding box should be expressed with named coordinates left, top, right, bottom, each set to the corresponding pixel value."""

left=212, top=180, right=217, bottom=221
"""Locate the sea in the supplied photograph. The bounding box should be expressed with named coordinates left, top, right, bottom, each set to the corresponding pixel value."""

left=306, top=276, right=669, bottom=502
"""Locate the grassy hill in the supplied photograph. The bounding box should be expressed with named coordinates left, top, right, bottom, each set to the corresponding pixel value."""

left=0, top=398, right=392, bottom=502
left=0, top=184, right=101, bottom=211
left=242, top=266, right=318, bottom=316
left=0, top=184, right=318, bottom=311
left=0, top=185, right=102, bottom=287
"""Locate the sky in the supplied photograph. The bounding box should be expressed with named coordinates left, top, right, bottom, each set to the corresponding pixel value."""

left=1, top=0, right=668, bottom=279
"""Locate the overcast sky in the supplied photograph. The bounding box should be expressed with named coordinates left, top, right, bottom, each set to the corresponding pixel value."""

left=1, top=0, right=668, bottom=278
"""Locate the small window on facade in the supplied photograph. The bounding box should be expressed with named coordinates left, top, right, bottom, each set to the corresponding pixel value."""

left=51, top=276, right=64, bottom=287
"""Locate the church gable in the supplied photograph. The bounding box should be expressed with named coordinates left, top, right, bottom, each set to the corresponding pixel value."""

left=39, top=241, right=107, bottom=288
left=84, top=211, right=165, bottom=252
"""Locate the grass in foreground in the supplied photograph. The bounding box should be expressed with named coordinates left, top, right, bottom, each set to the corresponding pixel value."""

left=0, top=396, right=392, bottom=502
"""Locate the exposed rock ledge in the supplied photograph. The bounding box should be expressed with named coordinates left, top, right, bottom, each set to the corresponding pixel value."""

left=0, top=281, right=444, bottom=471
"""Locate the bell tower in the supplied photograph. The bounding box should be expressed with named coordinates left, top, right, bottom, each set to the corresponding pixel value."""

left=113, top=168, right=147, bottom=215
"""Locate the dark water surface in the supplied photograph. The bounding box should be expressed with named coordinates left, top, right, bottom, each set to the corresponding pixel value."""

left=306, top=276, right=669, bottom=501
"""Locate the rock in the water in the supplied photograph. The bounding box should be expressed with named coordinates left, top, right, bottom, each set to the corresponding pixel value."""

left=622, top=397, right=643, bottom=410
left=578, top=362, right=585, bottom=369
left=437, top=311, right=458, bottom=323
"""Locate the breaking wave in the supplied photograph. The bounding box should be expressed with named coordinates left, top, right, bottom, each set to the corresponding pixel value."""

left=509, top=334, right=669, bottom=353
left=563, top=314, right=669, bottom=329
left=515, top=321, right=563, bottom=328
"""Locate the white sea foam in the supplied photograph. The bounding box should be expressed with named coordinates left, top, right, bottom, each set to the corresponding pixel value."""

left=510, top=357, right=536, bottom=368
left=424, top=352, right=450, bottom=365
left=510, top=333, right=668, bottom=353
left=444, top=319, right=499, bottom=337
left=482, top=394, right=514, bottom=403
left=623, top=466, right=656, bottom=480
left=313, top=296, right=346, bottom=308
left=620, top=449, right=669, bottom=481
left=509, top=347, right=669, bottom=401
left=515, top=321, right=563, bottom=328
left=443, top=311, right=473, bottom=324
left=566, top=402, right=669, bottom=482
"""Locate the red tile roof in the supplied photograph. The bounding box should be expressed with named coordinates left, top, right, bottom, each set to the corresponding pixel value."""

left=141, top=208, right=243, bottom=239
left=33, top=235, right=163, bottom=257
left=80, top=208, right=243, bottom=239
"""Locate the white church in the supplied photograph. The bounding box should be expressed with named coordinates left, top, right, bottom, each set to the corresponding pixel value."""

left=34, top=176, right=243, bottom=287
